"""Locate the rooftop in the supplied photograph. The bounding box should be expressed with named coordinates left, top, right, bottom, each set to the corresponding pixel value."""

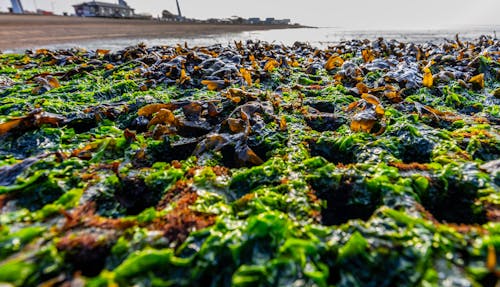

left=73, top=1, right=134, bottom=10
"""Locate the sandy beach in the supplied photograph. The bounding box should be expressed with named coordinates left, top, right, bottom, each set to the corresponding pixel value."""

left=0, top=14, right=297, bottom=51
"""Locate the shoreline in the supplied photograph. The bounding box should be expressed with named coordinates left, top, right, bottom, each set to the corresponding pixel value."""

left=0, top=14, right=308, bottom=51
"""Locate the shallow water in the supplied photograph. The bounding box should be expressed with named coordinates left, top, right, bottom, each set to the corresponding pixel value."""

left=5, top=26, right=500, bottom=52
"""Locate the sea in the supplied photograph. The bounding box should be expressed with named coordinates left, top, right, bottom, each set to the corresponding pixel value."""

left=5, top=26, right=500, bottom=52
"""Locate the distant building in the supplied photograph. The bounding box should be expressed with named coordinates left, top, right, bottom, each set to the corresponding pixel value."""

left=162, top=9, right=176, bottom=20
left=274, top=19, right=290, bottom=25
left=248, top=17, right=261, bottom=24
left=229, top=16, right=245, bottom=24
left=207, top=18, right=220, bottom=24
left=161, top=9, right=184, bottom=21
left=73, top=1, right=135, bottom=18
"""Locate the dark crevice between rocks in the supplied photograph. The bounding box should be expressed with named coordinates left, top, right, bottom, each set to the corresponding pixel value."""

left=398, top=137, right=435, bottom=164
left=219, top=144, right=252, bottom=169
left=303, top=100, right=347, bottom=132
left=417, top=174, right=487, bottom=225
left=309, top=174, right=379, bottom=226
left=64, top=115, right=98, bottom=133
left=319, top=190, right=376, bottom=226
left=456, top=137, right=500, bottom=162
left=13, top=175, right=65, bottom=212
left=390, top=127, right=436, bottom=164
left=152, top=137, right=199, bottom=163
left=115, top=175, right=161, bottom=215
left=132, top=137, right=199, bottom=168
left=56, top=233, right=113, bottom=277
left=479, top=273, right=499, bottom=287
left=309, top=138, right=356, bottom=165
left=471, top=143, right=500, bottom=162
left=303, top=100, right=337, bottom=113
left=305, top=114, right=347, bottom=132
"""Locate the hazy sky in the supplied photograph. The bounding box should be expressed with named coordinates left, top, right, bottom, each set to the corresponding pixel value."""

left=0, top=0, right=499, bottom=29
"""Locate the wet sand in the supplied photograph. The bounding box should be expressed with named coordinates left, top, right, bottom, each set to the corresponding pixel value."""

left=0, top=14, right=298, bottom=51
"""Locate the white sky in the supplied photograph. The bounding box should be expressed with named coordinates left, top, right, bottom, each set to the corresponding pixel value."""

left=0, top=0, right=499, bottom=29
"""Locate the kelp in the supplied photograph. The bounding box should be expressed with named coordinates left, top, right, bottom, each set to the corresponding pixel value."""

left=0, top=36, right=499, bottom=286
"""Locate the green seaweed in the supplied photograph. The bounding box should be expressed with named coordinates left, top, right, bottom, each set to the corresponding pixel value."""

left=0, top=38, right=499, bottom=286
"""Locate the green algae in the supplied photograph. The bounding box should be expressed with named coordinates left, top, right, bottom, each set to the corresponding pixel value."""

left=0, top=38, right=499, bottom=286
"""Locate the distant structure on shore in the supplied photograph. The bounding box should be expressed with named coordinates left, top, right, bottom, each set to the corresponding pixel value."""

left=7, top=0, right=55, bottom=15
left=161, top=12, right=291, bottom=25
left=161, top=0, right=292, bottom=25
left=9, top=0, right=23, bottom=14
left=5, top=0, right=295, bottom=25
left=175, top=0, right=182, bottom=18
left=162, top=0, right=187, bottom=21
left=73, top=1, right=136, bottom=18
